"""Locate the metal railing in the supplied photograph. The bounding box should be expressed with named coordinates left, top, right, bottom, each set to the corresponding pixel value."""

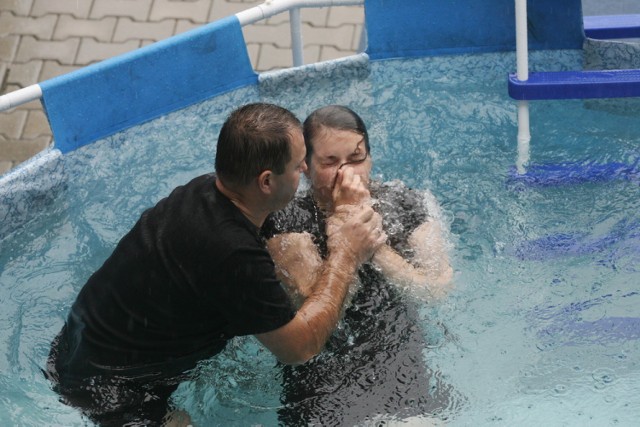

left=0, top=0, right=365, bottom=113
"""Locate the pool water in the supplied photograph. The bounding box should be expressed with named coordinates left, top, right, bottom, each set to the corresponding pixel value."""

left=1, top=49, right=639, bottom=425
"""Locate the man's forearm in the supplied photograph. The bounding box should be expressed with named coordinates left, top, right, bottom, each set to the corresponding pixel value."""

left=295, top=250, right=358, bottom=352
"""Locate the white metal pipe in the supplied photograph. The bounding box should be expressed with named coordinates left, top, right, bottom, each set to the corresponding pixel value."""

left=516, top=100, right=531, bottom=174
left=0, top=84, right=42, bottom=112
left=514, top=0, right=530, bottom=173
left=290, top=8, right=304, bottom=66
left=515, top=0, right=528, bottom=80
left=236, top=0, right=363, bottom=26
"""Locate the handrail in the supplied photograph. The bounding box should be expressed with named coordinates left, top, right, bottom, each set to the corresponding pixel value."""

left=236, top=0, right=363, bottom=25
left=0, top=0, right=364, bottom=113
left=0, top=85, right=42, bottom=112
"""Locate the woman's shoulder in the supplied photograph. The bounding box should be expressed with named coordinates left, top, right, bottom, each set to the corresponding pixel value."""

left=261, top=192, right=317, bottom=238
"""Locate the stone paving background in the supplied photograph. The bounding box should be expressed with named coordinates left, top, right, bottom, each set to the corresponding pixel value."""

left=0, top=0, right=365, bottom=175
left=0, top=0, right=637, bottom=175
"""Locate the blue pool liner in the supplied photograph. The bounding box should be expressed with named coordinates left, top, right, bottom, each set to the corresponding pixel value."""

left=364, top=0, right=584, bottom=60
left=532, top=293, right=640, bottom=348
left=39, top=16, right=258, bottom=153
left=538, top=316, right=640, bottom=347
left=511, top=219, right=640, bottom=262
left=0, top=148, right=66, bottom=241
left=506, top=159, right=640, bottom=187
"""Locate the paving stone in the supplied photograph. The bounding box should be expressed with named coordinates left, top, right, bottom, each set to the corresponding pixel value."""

left=75, top=38, right=140, bottom=65
left=40, top=60, right=81, bottom=81
left=15, top=36, right=80, bottom=65
left=242, top=22, right=290, bottom=48
left=255, top=43, right=292, bottom=71
left=263, top=7, right=329, bottom=27
left=209, top=0, right=256, bottom=21
left=150, top=0, right=212, bottom=23
left=245, top=43, right=259, bottom=70
left=263, top=11, right=289, bottom=26
left=303, top=44, right=321, bottom=65
left=0, top=136, right=50, bottom=163
left=0, top=108, right=27, bottom=139
left=0, top=35, right=19, bottom=62
left=54, top=15, right=117, bottom=42
left=31, top=0, right=92, bottom=18
left=303, top=23, right=356, bottom=51
left=301, top=7, right=330, bottom=27
left=0, top=0, right=34, bottom=16
left=90, top=0, right=153, bottom=21
left=6, top=60, right=42, bottom=87
left=175, top=19, right=201, bottom=35
left=0, top=62, right=6, bottom=89
left=319, top=45, right=355, bottom=63
left=0, top=159, right=12, bottom=175
left=114, top=17, right=176, bottom=43
left=352, top=23, right=365, bottom=51
left=22, top=108, right=50, bottom=138
left=0, top=11, right=57, bottom=39
left=327, top=5, right=364, bottom=26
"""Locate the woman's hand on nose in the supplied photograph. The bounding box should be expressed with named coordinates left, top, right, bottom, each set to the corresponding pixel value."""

left=332, top=167, right=370, bottom=207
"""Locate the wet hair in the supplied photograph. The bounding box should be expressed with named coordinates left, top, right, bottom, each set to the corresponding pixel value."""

left=302, top=105, right=370, bottom=163
left=215, top=103, right=302, bottom=187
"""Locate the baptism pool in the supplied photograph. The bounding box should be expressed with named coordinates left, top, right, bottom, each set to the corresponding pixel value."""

left=1, top=42, right=639, bottom=425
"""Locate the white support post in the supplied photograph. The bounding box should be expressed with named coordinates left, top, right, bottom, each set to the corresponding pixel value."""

left=290, top=7, right=304, bottom=67
left=515, top=0, right=530, bottom=174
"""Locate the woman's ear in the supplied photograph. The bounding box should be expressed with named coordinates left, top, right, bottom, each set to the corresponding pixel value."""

left=258, top=170, right=273, bottom=195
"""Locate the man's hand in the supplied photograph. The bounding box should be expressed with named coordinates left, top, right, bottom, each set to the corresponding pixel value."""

left=328, top=205, right=386, bottom=265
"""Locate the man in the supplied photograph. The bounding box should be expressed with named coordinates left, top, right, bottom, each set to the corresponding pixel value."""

left=45, top=103, right=386, bottom=425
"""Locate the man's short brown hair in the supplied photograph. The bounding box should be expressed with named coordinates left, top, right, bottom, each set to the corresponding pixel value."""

left=215, top=103, right=302, bottom=187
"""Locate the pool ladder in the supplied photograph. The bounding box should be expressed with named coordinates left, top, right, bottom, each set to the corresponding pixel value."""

left=509, top=0, right=640, bottom=174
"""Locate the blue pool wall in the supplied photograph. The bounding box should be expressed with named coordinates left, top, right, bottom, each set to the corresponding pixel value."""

left=364, top=0, right=584, bottom=60
left=40, top=16, right=257, bottom=155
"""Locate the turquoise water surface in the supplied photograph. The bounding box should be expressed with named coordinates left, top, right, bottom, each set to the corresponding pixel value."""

left=1, top=50, right=639, bottom=425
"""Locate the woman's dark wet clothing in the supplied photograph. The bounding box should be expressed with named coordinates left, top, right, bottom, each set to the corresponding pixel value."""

left=46, top=173, right=295, bottom=425
left=262, top=180, right=457, bottom=426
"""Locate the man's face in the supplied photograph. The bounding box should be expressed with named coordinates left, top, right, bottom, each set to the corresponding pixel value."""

left=307, top=127, right=372, bottom=207
left=271, top=128, right=307, bottom=210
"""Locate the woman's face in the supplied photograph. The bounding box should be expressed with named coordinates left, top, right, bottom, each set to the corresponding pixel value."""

left=306, top=127, right=372, bottom=207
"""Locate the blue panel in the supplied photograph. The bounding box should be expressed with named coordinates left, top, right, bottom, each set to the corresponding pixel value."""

left=40, top=16, right=258, bottom=153
left=506, top=160, right=640, bottom=187
left=584, top=14, right=640, bottom=39
left=508, top=69, right=640, bottom=100
left=365, top=0, right=584, bottom=60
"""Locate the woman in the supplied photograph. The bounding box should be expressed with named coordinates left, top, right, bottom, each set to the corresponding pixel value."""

left=261, top=105, right=459, bottom=425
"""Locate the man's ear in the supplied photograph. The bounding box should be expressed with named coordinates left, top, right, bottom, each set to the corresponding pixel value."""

left=257, top=170, right=273, bottom=195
